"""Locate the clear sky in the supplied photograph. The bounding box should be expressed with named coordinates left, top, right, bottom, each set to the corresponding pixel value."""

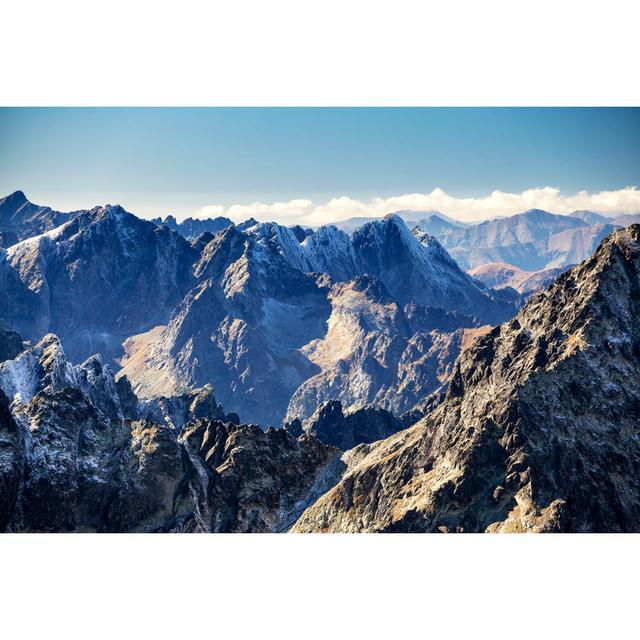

left=1, top=108, right=639, bottom=223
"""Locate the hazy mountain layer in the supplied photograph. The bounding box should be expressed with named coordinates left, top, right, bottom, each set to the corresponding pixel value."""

left=468, top=262, right=570, bottom=294
left=420, top=209, right=624, bottom=271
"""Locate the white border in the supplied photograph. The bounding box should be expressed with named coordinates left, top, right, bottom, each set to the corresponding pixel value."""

left=1, top=0, right=639, bottom=105
left=1, top=533, right=638, bottom=638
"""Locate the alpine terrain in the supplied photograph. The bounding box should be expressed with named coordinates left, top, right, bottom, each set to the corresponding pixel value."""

left=0, top=189, right=638, bottom=533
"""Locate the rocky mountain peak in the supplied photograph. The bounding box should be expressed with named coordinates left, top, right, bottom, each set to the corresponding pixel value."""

left=249, top=220, right=308, bottom=268
left=356, top=212, right=414, bottom=245
left=237, top=217, right=259, bottom=231
left=1, top=190, right=28, bottom=207
left=0, top=202, right=198, bottom=364
left=194, top=224, right=248, bottom=280
left=0, top=190, right=79, bottom=248
left=190, top=231, right=215, bottom=252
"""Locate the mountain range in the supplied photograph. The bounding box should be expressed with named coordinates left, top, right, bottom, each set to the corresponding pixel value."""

left=421, top=208, right=638, bottom=271
left=0, top=189, right=638, bottom=532
left=118, top=214, right=514, bottom=424
left=468, top=262, right=569, bottom=294
left=150, top=214, right=233, bottom=238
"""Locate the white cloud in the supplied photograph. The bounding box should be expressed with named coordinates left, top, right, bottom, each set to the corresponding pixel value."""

left=191, top=186, right=640, bottom=226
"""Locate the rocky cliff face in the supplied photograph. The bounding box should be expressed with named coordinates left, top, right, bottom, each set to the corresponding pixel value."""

left=142, top=385, right=239, bottom=431
left=0, top=334, right=138, bottom=531
left=285, top=275, right=482, bottom=422
left=0, top=331, right=338, bottom=532
left=293, top=225, right=640, bottom=533
left=177, top=419, right=338, bottom=532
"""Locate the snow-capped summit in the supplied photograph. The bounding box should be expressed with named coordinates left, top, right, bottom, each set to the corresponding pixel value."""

left=348, top=214, right=511, bottom=321
left=235, top=214, right=512, bottom=322
left=248, top=221, right=309, bottom=272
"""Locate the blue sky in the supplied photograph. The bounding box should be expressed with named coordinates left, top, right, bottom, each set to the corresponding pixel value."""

left=1, top=108, right=639, bottom=223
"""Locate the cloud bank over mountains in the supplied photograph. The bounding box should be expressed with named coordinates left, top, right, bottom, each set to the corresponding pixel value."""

left=194, top=186, right=640, bottom=225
